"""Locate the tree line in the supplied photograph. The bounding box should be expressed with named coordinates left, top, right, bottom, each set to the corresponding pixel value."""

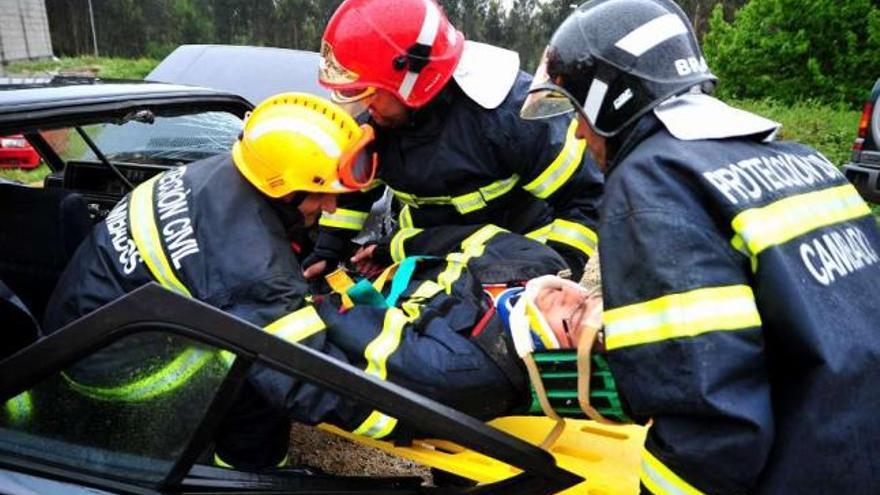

left=48, top=0, right=880, bottom=106
left=47, top=0, right=744, bottom=73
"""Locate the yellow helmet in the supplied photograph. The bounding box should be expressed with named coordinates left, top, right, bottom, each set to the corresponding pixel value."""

left=232, top=92, right=377, bottom=198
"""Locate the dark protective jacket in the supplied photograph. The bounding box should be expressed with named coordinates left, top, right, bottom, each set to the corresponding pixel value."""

left=313, top=73, right=604, bottom=279
left=43, top=157, right=561, bottom=445
left=598, top=113, right=880, bottom=494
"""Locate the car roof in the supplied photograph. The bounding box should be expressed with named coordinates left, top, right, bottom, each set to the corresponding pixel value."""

left=0, top=78, right=251, bottom=135
left=147, top=44, right=328, bottom=105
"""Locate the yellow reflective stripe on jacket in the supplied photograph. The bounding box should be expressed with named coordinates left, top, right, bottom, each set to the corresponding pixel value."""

left=526, top=223, right=553, bottom=242
left=450, top=175, right=520, bottom=214
left=389, top=175, right=519, bottom=215
left=641, top=448, right=706, bottom=495
left=731, top=184, right=870, bottom=258
left=437, top=224, right=508, bottom=293
left=64, top=348, right=216, bottom=402
left=319, top=208, right=369, bottom=231
left=265, top=305, right=326, bottom=343
left=398, top=205, right=414, bottom=229
left=523, top=120, right=586, bottom=199
left=547, top=218, right=598, bottom=257
left=4, top=391, right=32, bottom=423
left=352, top=307, right=409, bottom=438
left=390, top=228, right=423, bottom=263
left=603, top=285, right=761, bottom=350
left=129, top=176, right=191, bottom=297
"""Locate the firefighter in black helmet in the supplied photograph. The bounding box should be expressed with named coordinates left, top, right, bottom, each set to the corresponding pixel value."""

left=522, top=1, right=880, bottom=494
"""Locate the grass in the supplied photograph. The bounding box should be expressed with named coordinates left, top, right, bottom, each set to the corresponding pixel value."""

left=7, top=56, right=159, bottom=80
left=729, top=99, right=860, bottom=168
left=0, top=163, right=51, bottom=185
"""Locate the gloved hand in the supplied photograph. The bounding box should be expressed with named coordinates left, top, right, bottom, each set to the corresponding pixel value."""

left=350, top=238, right=392, bottom=277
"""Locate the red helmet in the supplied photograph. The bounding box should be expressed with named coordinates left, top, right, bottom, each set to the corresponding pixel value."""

left=319, top=0, right=465, bottom=109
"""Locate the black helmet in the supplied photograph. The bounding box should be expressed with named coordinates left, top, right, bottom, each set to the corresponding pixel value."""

left=520, top=0, right=716, bottom=137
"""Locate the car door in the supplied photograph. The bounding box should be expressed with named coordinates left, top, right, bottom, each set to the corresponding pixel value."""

left=0, top=284, right=582, bottom=495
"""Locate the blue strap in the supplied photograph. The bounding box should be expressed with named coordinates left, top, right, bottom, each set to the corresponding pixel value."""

left=348, top=279, right=389, bottom=308
left=345, top=256, right=429, bottom=309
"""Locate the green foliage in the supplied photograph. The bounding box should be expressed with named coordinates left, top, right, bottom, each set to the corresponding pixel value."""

left=0, top=164, right=51, bottom=185
left=729, top=98, right=859, bottom=166
left=8, top=57, right=159, bottom=80
left=703, top=0, right=880, bottom=107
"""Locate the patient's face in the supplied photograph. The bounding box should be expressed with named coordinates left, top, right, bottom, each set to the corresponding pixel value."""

left=534, top=284, right=589, bottom=348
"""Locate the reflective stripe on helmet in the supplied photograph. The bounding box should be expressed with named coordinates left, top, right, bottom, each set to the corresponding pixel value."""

left=614, top=13, right=688, bottom=57
left=583, top=78, right=609, bottom=127
left=398, top=0, right=442, bottom=100
left=248, top=117, right=343, bottom=159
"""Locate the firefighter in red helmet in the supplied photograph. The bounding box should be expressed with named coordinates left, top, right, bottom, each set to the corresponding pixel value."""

left=305, top=0, right=604, bottom=283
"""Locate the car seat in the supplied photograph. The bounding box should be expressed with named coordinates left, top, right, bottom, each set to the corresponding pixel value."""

left=0, top=279, right=38, bottom=360
left=0, top=183, right=92, bottom=320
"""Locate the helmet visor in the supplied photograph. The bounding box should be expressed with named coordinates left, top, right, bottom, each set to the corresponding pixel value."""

left=520, top=51, right=587, bottom=123
left=331, top=87, right=376, bottom=118
left=338, top=124, right=378, bottom=189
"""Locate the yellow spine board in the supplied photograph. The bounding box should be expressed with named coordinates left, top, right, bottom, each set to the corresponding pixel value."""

left=320, top=416, right=646, bottom=494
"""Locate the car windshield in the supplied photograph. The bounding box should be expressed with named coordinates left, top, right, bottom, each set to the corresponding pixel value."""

left=40, top=111, right=243, bottom=165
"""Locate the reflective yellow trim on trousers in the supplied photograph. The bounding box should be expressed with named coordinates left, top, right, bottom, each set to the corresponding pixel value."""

left=604, top=285, right=761, bottom=350
left=437, top=225, right=507, bottom=293
left=4, top=391, right=32, bottom=423
left=523, top=120, right=586, bottom=199
left=731, top=184, right=870, bottom=259
left=352, top=308, right=409, bottom=438
left=389, top=175, right=520, bottom=215
left=129, top=176, right=191, bottom=297
left=547, top=218, right=598, bottom=258
left=400, top=280, right=444, bottom=321
left=265, top=305, right=327, bottom=343
left=641, top=448, right=706, bottom=495
left=390, top=228, right=423, bottom=263
left=64, top=348, right=215, bottom=402
left=319, top=208, right=369, bottom=231
left=399, top=205, right=414, bottom=229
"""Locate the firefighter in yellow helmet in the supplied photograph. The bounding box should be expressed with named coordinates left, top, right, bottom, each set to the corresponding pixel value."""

left=43, top=93, right=378, bottom=470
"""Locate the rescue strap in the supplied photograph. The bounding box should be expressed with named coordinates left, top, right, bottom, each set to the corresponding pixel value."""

left=526, top=351, right=629, bottom=424
left=523, top=316, right=628, bottom=449
left=389, top=175, right=520, bottom=215
left=337, top=256, right=426, bottom=309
